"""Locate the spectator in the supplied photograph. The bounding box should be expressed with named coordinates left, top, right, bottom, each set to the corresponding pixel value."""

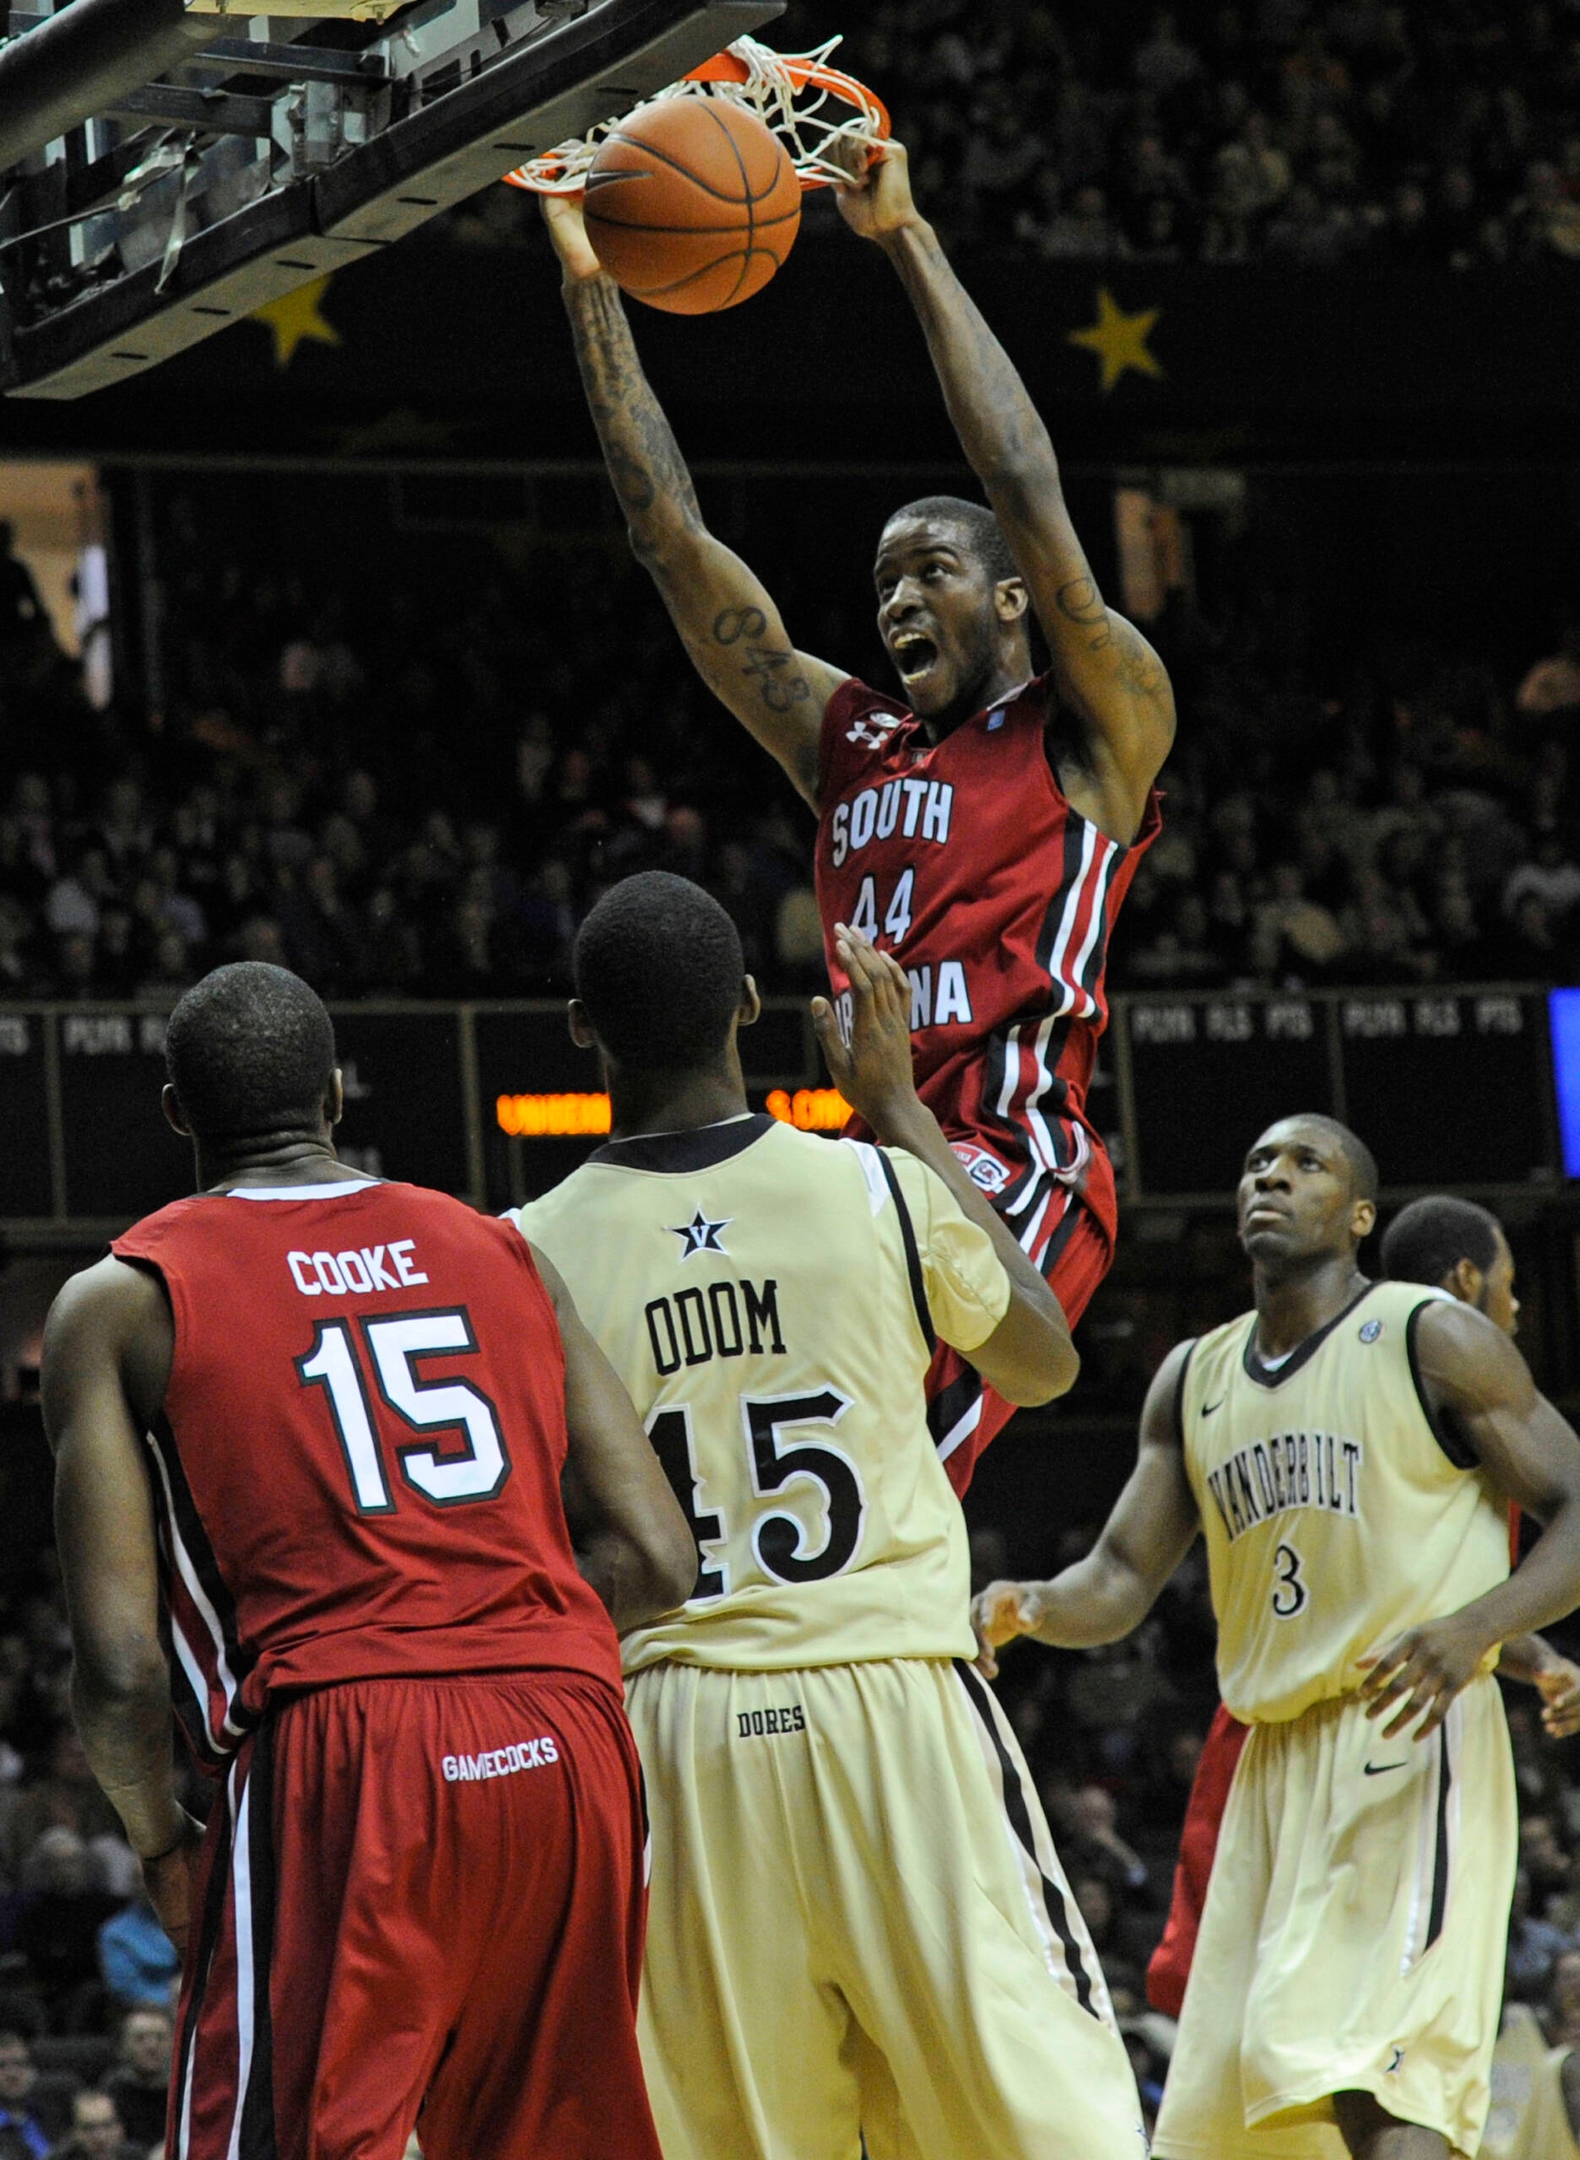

left=102, top=2011, right=171, bottom=2152
left=15, top=1831, right=119, bottom=2025
left=49, top=2091, right=133, bottom=2160
left=96, top=1904, right=179, bottom=2018
left=0, top=2037, right=49, bottom=2160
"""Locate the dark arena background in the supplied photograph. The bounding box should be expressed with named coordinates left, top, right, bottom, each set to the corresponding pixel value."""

left=1, top=0, right=1579, bottom=2139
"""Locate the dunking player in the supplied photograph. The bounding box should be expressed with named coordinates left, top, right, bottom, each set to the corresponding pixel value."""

left=40, top=962, right=693, bottom=2160
left=514, top=876, right=1145, bottom=2159
left=1140, top=1193, right=1580, bottom=2022
left=974, top=1115, right=1580, bottom=2160
left=543, top=133, right=1172, bottom=1492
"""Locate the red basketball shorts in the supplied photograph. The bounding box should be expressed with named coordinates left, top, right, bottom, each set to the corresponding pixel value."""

left=926, top=1172, right=1114, bottom=1498
left=168, top=1669, right=661, bottom=2160
left=1145, top=1700, right=1250, bottom=2017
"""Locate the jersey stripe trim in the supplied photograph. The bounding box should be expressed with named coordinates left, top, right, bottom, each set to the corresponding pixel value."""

left=146, top=1420, right=252, bottom=1757
left=237, top=1726, right=278, bottom=2160
left=173, top=1797, right=236, bottom=2160
left=1406, top=1298, right=1478, bottom=1468
left=222, top=1758, right=258, bottom=2160
left=927, top=1366, right=983, bottom=1460
left=953, top=1661, right=1101, bottom=2018
left=1424, top=1716, right=1454, bottom=1955
left=225, top=1182, right=380, bottom=1201
left=875, top=1151, right=936, bottom=1356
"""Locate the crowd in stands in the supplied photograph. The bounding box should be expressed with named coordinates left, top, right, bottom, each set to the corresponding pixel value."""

left=825, top=0, right=1580, bottom=267
left=0, top=491, right=1576, bottom=1009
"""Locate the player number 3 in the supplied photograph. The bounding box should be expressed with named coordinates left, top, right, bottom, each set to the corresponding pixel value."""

left=1271, top=1540, right=1308, bottom=1618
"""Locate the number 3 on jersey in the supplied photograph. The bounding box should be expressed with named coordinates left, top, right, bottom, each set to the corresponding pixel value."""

left=298, top=1309, right=510, bottom=1512
left=848, top=868, right=914, bottom=947
left=1271, top=1540, right=1308, bottom=1618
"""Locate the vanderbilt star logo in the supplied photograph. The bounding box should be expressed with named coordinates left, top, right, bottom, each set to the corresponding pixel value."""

left=669, top=1209, right=730, bottom=1260
left=1067, top=287, right=1163, bottom=395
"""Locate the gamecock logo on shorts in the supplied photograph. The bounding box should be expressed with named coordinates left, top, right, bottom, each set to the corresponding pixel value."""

left=951, top=1143, right=1012, bottom=1195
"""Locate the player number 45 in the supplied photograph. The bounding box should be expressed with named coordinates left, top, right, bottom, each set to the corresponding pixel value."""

left=298, top=1308, right=510, bottom=1513
left=648, top=1388, right=864, bottom=1599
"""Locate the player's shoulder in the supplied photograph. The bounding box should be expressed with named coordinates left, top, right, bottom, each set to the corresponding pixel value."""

left=818, top=675, right=914, bottom=793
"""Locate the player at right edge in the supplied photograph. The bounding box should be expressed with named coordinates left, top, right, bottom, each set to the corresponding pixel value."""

left=977, top=1114, right=1580, bottom=2160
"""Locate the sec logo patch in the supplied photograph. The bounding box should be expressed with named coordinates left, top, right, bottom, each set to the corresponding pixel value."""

left=1359, top=1319, right=1383, bottom=1343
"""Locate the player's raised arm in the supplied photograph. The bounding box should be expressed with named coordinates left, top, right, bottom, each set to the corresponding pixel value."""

left=811, top=925, right=1077, bottom=1405
left=1359, top=1301, right=1580, bottom=1739
left=833, top=141, right=1173, bottom=842
left=543, top=195, right=846, bottom=810
left=532, top=1244, right=696, bottom=1631
left=41, top=1260, right=202, bottom=1953
left=971, top=1340, right=1201, bottom=1676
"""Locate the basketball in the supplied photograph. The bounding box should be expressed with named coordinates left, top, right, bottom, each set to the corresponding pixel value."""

left=582, top=98, right=801, bottom=315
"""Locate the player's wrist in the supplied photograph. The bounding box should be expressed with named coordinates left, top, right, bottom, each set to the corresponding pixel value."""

left=877, top=215, right=933, bottom=257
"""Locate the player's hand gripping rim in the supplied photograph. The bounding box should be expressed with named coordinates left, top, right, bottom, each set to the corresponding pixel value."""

left=1355, top=1612, right=1492, bottom=1741
left=810, top=924, right=918, bottom=1137
left=827, top=134, right=923, bottom=244
left=539, top=190, right=604, bottom=283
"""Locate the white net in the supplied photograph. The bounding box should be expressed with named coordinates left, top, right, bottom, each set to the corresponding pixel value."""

left=504, top=35, right=889, bottom=194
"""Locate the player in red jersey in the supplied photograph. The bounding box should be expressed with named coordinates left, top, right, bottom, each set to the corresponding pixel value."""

left=546, top=136, right=1172, bottom=1493
left=40, top=962, right=694, bottom=2160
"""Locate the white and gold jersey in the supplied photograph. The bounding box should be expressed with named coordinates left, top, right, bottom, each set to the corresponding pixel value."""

left=512, top=1113, right=1010, bottom=1674
left=1180, top=1280, right=1509, bottom=1725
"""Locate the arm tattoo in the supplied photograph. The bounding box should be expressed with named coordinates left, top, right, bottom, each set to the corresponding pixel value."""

left=565, top=278, right=702, bottom=534
left=1055, top=575, right=1114, bottom=652
left=712, top=605, right=810, bottom=715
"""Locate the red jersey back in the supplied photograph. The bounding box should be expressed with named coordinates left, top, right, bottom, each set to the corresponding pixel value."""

left=111, top=1178, right=620, bottom=1768
left=816, top=674, right=1160, bottom=1240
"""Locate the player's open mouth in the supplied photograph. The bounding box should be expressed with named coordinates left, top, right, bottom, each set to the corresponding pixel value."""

left=891, top=633, right=941, bottom=685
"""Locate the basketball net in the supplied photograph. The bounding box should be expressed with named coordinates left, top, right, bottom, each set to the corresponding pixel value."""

left=502, top=35, right=890, bottom=195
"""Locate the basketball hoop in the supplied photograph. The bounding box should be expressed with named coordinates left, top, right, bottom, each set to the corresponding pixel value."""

left=503, top=35, right=890, bottom=196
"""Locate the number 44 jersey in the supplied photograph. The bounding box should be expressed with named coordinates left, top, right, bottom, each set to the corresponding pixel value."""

left=111, top=1178, right=622, bottom=1767
left=513, top=1115, right=1011, bottom=1675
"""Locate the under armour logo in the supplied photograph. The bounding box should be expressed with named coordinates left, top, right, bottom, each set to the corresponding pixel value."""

left=845, top=718, right=896, bottom=748
left=668, top=1209, right=730, bottom=1260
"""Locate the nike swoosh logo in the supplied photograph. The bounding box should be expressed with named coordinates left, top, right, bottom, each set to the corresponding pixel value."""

left=1201, top=1399, right=1225, bottom=1417
left=1363, top=1760, right=1409, bottom=1776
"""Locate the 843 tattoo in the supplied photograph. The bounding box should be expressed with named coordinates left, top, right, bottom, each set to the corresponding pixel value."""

left=712, top=607, right=811, bottom=713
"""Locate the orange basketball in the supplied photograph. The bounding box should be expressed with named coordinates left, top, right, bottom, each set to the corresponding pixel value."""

left=582, top=98, right=801, bottom=315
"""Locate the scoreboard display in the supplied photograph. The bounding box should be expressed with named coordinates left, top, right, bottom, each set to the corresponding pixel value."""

left=1, top=986, right=1568, bottom=1230
left=1121, top=988, right=1557, bottom=1199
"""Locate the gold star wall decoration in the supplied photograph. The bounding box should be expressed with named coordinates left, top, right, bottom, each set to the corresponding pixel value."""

left=251, top=274, right=341, bottom=368
left=1067, top=287, right=1163, bottom=394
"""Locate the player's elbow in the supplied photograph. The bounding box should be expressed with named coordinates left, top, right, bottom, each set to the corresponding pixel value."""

left=999, top=1338, right=1080, bottom=1407
left=70, top=1636, right=168, bottom=1718
left=631, top=1495, right=698, bottom=1624
left=977, top=1308, right=1080, bottom=1406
